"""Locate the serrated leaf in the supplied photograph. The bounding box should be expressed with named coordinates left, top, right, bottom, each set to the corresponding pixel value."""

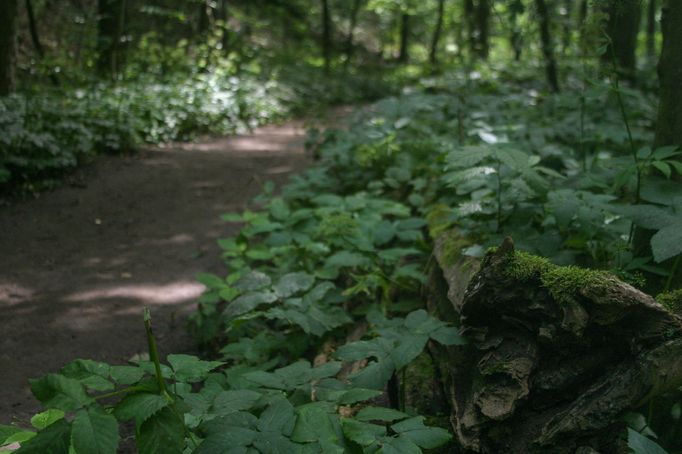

left=212, top=390, right=262, bottom=415
left=114, top=393, right=168, bottom=427
left=14, top=418, right=71, bottom=454
left=30, top=374, right=92, bottom=412
left=30, top=409, right=65, bottom=430
left=257, top=398, right=296, bottom=435
left=167, top=354, right=224, bottom=383
left=137, top=407, right=185, bottom=454
left=72, top=406, right=119, bottom=454
left=233, top=271, right=272, bottom=292
left=110, top=366, right=145, bottom=385
left=292, top=402, right=341, bottom=447
left=195, top=428, right=257, bottom=453
left=273, top=272, right=315, bottom=298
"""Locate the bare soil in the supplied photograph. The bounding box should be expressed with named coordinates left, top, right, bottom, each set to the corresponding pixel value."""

left=0, top=115, right=329, bottom=425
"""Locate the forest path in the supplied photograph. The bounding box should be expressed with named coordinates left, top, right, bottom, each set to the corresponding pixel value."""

left=0, top=109, right=347, bottom=424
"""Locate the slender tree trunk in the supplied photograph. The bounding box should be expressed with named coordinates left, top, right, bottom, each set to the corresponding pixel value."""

left=509, top=0, right=524, bottom=61
left=430, top=0, right=446, bottom=65
left=655, top=0, right=682, bottom=149
left=647, top=0, right=657, bottom=60
left=25, top=0, right=59, bottom=86
left=561, top=0, right=572, bottom=54
left=96, top=0, right=124, bottom=78
left=604, top=0, right=641, bottom=76
left=464, top=0, right=477, bottom=57
left=0, top=0, right=19, bottom=95
left=398, top=12, right=410, bottom=63
left=536, top=0, right=560, bottom=92
left=475, top=0, right=490, bottom=58
left=217, top=0, right=229, bottom=54
left=345, top=0, right=363, bottom=66
left=321, top=0, right=332, bottom=73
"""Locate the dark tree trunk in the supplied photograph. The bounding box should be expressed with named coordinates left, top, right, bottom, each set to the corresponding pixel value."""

left=345, top=0, right=363, bottom=66
left=321, top=0, right=332, bottom=73
left=217, top=0, right=230, bottom=54
left=96, top=0, right=125, bottom=78
left=647, top=0, right=657, bottom=60
left=428, top=235, right=682, bottom=453
left=464, top=0, right=477, bottom=57
left=536, top=0, right=560, bottom=92
left=561, top=0, right=572, bottom=53
left=655, top=0, right=682, bottom=149
left=509, top=0, right=524, bottom=61
left=430, top=0, right=446, bottom=65
left=398, top=12, right=410, bottom=63
left=25, top=0, right=59, bottom=86
left=604, top=0, right=641, bottom=76
left=0, top=0, right=19, bottom=95
left=474, top=0, right=490, bottom=58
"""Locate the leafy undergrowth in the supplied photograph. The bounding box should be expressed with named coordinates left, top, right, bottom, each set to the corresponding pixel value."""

left=2, top=69, right=681, bottom=452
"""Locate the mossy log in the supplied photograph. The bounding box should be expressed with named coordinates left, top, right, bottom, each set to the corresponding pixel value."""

left=427, top=233, right=682, bottom=453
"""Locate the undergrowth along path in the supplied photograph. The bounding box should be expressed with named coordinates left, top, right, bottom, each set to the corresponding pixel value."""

left=0, top=110, right=347, bottom=424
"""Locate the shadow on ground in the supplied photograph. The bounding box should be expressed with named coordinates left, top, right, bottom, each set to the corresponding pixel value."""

left=0, top=120, right=312, bottom=424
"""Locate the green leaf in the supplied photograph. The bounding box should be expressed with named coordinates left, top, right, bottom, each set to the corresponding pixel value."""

left=72, top=406, right=119, bottom=454
left=252, top=432, right=299, bottom=454
left=197, top=273, right=227, bottom=290
left=349, top=360, right=395, bottom=390
left=652, top=161, right=672, bottom=179
left=211, top=390, right=262, bottom=415
left=341, top=419, right=385, bottom=446
left=0, top=424, right=25, bottom=443
left=224, top=291, right=278, bottom=319
left=627, top=428, right=668, bottom=454
left=429, top=326, right=466, bottom=346
left=651, top=221, right=682, bottom=262
left=30, top=374, right=92, bottom=412
left=14, top=418, right=71, bottom=454
left=273, top=272, right=315, bottom=298
left=114, top=393, right=169, bottom=427
left=257, top=398, right=296, bottom=435
left=325, top=251, right=370, bottom=268
left=233, top=271, right=272, bottom=292
left=167, top=354, right=224, bottom=383
left=110, top=366, right=145, bottom=385
left=30, top=409, right=65, bottom=430
left=195, top=428, right=257, bottom=453
left=355, top=407, right=409, bottom=422
left=379, top=435, right=422, bottom=454
left=291, top=403, right=341, bottom=447
left=243, top=371, right=287, bottom=390
left=336, top=388, right=383, bottom=405
left=391, top=416, right=452, bottom=449
left=137, top=407, right=185, bottom=454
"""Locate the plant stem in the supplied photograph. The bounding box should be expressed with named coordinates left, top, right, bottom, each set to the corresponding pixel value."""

left=143, top=307, right=168, bottom=396
left=94, top=385, right=145, bottom=401
left=496, top=159, right=502, bottom=233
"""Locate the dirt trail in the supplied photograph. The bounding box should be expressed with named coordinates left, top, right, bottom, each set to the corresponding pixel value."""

left=0, top=112, right=339, bottom=424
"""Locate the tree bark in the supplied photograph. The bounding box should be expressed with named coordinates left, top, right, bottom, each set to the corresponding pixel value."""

left=474, top=0, right=490, bottom=59
left=398, top=12, right=410, bottom=63
left=604, top=0, right=641, bottom=76
left=464, top=0, right=477, bottom=57
left=321, top=0, right=332, bottom=73
left=430, top=0, right=446, bottom=65
left=0, top=0, right=19, bottom=95
left=508, top=0, right=523, bottom=61
left=646, top=0, right=657, bottom=60
left=345, top=0, right=363, bottom=66
left=428, top=234, right=682, bottom=453
left=654, top=0, right=682, bottom=149
left=96, top=0, right=125, bottom=78
left=25, top=0, right=59, bottom=86
left=535, top=0, right=560, bottom=92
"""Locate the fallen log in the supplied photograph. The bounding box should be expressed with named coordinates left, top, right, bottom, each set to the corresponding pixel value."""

left=427, top=233, right=682, bottom=453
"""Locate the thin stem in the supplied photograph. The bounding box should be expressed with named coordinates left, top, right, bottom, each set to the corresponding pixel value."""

left=143, top=307, right=168, bottom=396
left=496, top=159, right=502, bottom=233
left=94, top=385, right=146, bottom=401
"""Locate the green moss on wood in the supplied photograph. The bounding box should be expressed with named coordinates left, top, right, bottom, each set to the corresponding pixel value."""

left=656, top=289, right=682, bottom=314
left=503, top=250, right=611, bottom=303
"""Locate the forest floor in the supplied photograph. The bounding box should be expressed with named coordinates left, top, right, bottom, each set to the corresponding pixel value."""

left=0, top=108, right=349, bottom=425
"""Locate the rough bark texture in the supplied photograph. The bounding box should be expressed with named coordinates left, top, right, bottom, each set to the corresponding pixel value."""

left=428, top=233, right=682, bottom=453
left=0, top=0, right=19, bottom=96
left=535, top=0, right=560, bottom=92
left=604, top=0, right=641, bottom=76
left=654, top=0, right=682, bottom=149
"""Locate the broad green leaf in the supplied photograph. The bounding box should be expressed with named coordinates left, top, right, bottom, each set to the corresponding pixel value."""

left=212, top=390, right=262, bottom=415
left=627, top=428, right=668, bottom=454
left=110, top=366, right=145, bottom=385
left=114, top=393, right=168, bottom=427
left=349, top=360, right=395, bottom=390
left=197, top=273, right=227, bottom=290
left=257, top=398, right=296, bottom=435
left=337, top=388, right=383, bottom=405
left=379, top=435, right=422, bottom=454
left=341, top=419, right=385, bottom=446
left=195, top=428, right=257, bottom=453
left=391, top=416, right=452, bottom=449
left=355, top=407, right=409, bottom=422
left=167, top=354, right=224, bottom=383
left=273, top=272, right=315, bottom=298
left=325, top=251, right=371, bottom=268
left=30, top=409, right=65, bottom=430
left=137, top=407, right=185, bottom=454
left=224, top=291, right=278, bottom=319
left=0, top=424, right=25, bottom=443
left=243, top=371, right=287, bottom=390
left=252, top=432, right=299, bottom=454
left=291, top=403, right=341, bottom=447
left=233, top=271, right=272, bottom=292
left=429, top=326, right=466, bottom=346
left=390, top=335, right=428, bottom=370
left=72, top=406, right=119, bottom=454
left=30, top=374, right=92, bottom=412
left=14, top=418, right=71, bottom=454
left=651, top=221, right=682, bottom=262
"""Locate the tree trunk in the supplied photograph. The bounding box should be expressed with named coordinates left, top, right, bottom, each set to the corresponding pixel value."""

left=464, top=0, right=477, bottom=57
left=604, top=0, right=641, bottom=77
left=345, top=0, right=363, bottom=66
left=560, top=0, right=572, bottom=54
left=25, top=0, right=59, bottom=86
left=430, top=0, right=446, bottom=65
left=475, top=0, right=490, bottom=58
left=96, top=0, right=125, bottom=79
left=0, top=0, right=19, bottom=95
left=428, top=234, right=682, bottom=453
left=646, top=0, right=656, bottom=60
left=654, top=0, right=682, bottom=149
left=217, top=0, right=230, bottom=54
left=536, top=0, right=560, bottom=92
left=321, top=0, right=332, bottom=73
left=398, top=12, right=410, bottom=63
left=509, top=0, right=524, bottom=61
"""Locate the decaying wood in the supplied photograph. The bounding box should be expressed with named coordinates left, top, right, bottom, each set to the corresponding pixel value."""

left=427, top=232, right=682, bottom=453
